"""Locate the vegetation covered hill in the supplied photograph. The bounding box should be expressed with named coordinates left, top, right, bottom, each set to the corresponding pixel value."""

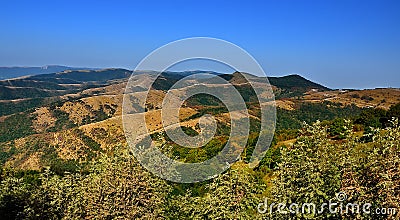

left=0, top=69, right=399, bottom=219
left=0, top=65, right=97, bottom=80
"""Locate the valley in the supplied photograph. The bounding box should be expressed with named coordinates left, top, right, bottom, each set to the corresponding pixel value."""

left=0, top=68, right=399, bottom=219
left=0, top=68, right=399, bottom=170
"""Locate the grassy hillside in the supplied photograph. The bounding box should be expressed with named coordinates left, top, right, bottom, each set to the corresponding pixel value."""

left=1, top=71, right=398, bottom=170
left=0, top=65, right=96, bottom=80
left=0, top=70, right=399, bottom=219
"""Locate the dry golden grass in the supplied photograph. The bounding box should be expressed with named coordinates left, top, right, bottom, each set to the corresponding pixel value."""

left=51, top=130, right=88, bottom=161
left=276, top=139, right=296, bottom=148
left=83, top=94, right=123, bottom=115
left=80, top=81, right=128, bottom=96
left=145, top=89, right=166, bottom=109
left=3, top=134, right=51, bottom=169
left=274, top=99, right=295, bottom=110
left=32, top=107, right=57, bottom=132
left=18, top=152, right=41, bottom=170
left=60, top=94, right=122, bottom=124
left=144, top=107, right=199, bottom=132
left=302, top=88, right=400, bottom=110
left=80, top=116, right=126, bottom=151
left=61, top=101, right=93, bottom=124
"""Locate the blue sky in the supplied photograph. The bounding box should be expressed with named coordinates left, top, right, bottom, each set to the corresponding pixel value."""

left=0, top=0, right=399, bottom=89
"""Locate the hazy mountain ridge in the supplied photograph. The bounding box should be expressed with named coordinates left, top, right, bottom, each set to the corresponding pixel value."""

left=0, top=65, right=99, bottom=80
left=0, top=68, right=132, bottom=100
left=0, top=68, right=327, bottom=100
left=0, top=68, right=398, bottom=118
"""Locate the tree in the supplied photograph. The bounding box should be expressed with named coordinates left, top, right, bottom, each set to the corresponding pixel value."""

left=167, top=162, right=265, bottom=219
left=270, top=121, right=344, bottom=219
left=329, top=118, right=351, bottom=140
left=270, top=120, right=400, bottom=219
left=22, top=146, right=172, bottom=219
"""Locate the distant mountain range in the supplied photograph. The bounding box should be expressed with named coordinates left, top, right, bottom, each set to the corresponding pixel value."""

left=0, top=67, right=399, bottom=171
left=0, top=68, right=400, bottom=175
left=0, top=68, right=333, bottom=116
left=0, top=65, right=98, bottom=80
left=0, top=68, right=329, bottom=99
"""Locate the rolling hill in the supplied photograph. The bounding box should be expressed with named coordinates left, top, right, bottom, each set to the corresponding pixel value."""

left=0, top=68, right=399, bottom=171
left=0, top=65, right=97, bottom=80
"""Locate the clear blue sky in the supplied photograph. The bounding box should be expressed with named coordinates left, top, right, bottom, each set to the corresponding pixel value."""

left=1, top=0, right=399, bottom=89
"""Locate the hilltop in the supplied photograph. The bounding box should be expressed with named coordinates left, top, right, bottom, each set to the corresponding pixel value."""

left=0, top=68, right=399, bottom=170
left=0, top=65, right=98, bottom=80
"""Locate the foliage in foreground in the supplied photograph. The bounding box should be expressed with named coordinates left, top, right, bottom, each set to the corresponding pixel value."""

left=269, top=119, right=400, bottom=219
left=0, top=147, right=266, bottom=219
left=167, top=162, right=265, bottom=219
left=1, top=148, right=170, bottom=219
left=0, top=119, right=399, bottom=219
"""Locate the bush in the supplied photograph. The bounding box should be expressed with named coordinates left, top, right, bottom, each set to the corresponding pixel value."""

left=361, top=95, right=374, bottom=101
left=350, top=94, right=360, bottom=99
left=270, top=120, right=400, bottom=219
left=328, top=118, right=351, bottom=139
left=167, top=162, right=265, bottom=219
